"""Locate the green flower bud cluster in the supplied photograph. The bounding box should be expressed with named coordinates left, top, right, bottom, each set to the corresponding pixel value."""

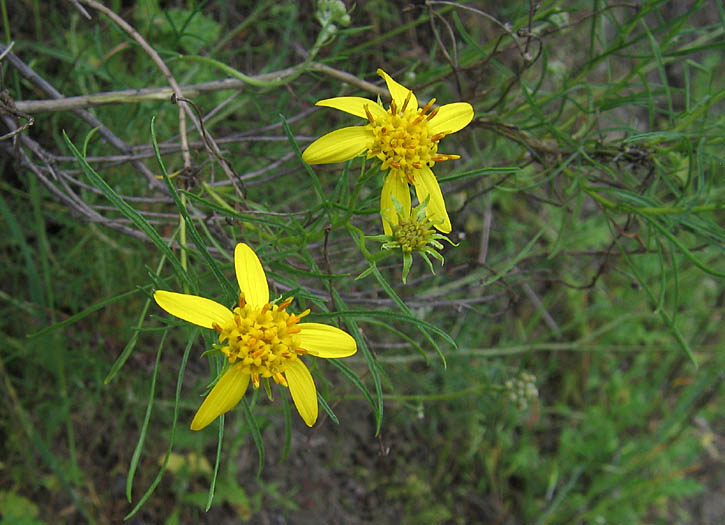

left=504, top=372, right=538, bottom=410
left=316, top=0, right=351, bottom=35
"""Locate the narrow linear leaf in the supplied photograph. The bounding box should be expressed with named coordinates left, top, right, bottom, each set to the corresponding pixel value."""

left=0, top=193, right=43, bottom=305
left=319, top=309, right=457, bottom=350
left=125, top=330, right=196, bottom=519
left=317, top=392, right=339, bottom=424
left=642, top=213, right=725, bottom=278
left=280, top=114, right=332, bottom=219
left=327, top=359, right=377, bottom=412
left=241, top=397, right=265, bottom=477
left=27, top=286, right=147, bottom=339
left=205, top=415, right=224, bottom=511
left=62, top=131, right=191, bottom=288
left=331, top=288, right=383, bottom=435
left=369, top=264, right=450, bottom=367
left=150, top=117, right=237, bottom=299
left=363, top=318, right=428, bottom=366
left=106, top=247, right=175, bottom=384
left=126, top=329, right=167, bottom=501
left=280, top=393, right=292, bottom=462
left=608, top=219, right=697, bottom=366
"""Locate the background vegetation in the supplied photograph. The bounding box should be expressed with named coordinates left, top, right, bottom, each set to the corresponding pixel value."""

left=1, top=0, right=723, bottom=523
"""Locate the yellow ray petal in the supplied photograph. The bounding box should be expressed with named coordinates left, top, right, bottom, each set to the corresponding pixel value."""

left=234, top=243, right=269, bottom=309
left=427, top=102, right=474, bottom=136
left=154, top=290, right=234, bottom=329
left=377, top=68, right=418, bottom=111
left=302, top=126, right=374, bottom=165
left=380, top=171, right=411, bottom=236
left=414, top=166, right=452, bottom=233
left=299, top=323, right=357, bottom=358
left=190, top=363, right=250, bottom=431
left=285, top=359, right=318, bottom=427
left=316, top=97, right=388, bottom=121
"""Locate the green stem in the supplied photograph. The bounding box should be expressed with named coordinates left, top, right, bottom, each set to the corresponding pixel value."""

left=177, top=55, right=306, bottom=88
left=632, top=201, right=725, bottom=215
left=0, top=0, right=10, bottom=42
left=584, top=186, right=725, bottom=215
left=332, top=158, right=372, bottom=228
left=177, top=11, right=336, bottom=89
left=350, top=383, right=498, bottom=403
left=179, top=191, right=188, bottom=294
left=201, top=182, right=237, bottom=213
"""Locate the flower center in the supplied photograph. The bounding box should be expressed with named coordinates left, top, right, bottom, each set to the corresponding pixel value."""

left=393, top=219, right=434, bottom=253
left=213, top=295, right=310, bottom=388
left=364, top=93, right=458, bottom=183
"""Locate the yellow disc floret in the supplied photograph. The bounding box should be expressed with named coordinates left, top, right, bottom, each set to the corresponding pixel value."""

left=364, top=93, right=459, bottom=184
left=212, top=294, right=310, bottom=389
left=393, top=218, right=435, bottom=253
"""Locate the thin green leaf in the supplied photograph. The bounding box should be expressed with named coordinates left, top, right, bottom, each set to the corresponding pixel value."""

left=608, top=218, right=697, bottom=366
left=241, top=397, right=265, bottom=477
left=327, top=359, right=377, bottom=411
left=124, top=329, right=196, bottom=519
left=150, top=117, right=237, bottom=300
left=280, top=393, right=292, bottom=462
left=62, top=131, right=192, bottom=288
left=280, top=114, right=332, bottom=219
left=126, top=329, right=167, bottom=501
left=317, top=392, right=339, bottom=425
left=369, top=264, right=451, bottom=366
left=0, top=193, right=43, bottom=306
left=106, top=246, right=176, bottom=384
left=27, top=286, right=147, bottom=339
left=205, top=415, right=224, bottom=511
left=330, top=288, right=383, bottom=435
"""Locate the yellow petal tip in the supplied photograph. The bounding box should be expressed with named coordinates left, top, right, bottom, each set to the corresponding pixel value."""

left=190, top=414, right=207, bottom=431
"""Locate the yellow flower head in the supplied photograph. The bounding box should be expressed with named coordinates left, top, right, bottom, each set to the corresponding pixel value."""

left=302, top=68, right=474, bottom=235
left=375, top=196, right=456, bottom=283
left=154, top=243, right=357, bottom=430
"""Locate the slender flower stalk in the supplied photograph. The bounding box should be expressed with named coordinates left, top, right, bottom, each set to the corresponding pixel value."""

left=302, top=68, right=474, bottom=235
left=154, top=243, right=357, bottom=430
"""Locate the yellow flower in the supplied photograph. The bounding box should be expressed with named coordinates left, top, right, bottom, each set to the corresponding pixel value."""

left=154, top=243, right=357, bottom=430
left=368, top=196, right=456, bottom=284
left=302, top=68, right=474, bottom=235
